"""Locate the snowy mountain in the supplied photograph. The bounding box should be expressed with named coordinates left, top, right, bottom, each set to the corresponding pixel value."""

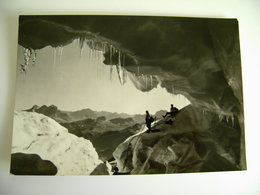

left=113, top=105, right=241, bottom=174
left=11, top=110, right=112, bottom=175
left=26, top=105, right=145, bottom=123
left=26, top=105, right=145, bottom=162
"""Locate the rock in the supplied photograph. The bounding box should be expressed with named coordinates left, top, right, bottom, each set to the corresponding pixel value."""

left=10, top=153, right=57, bottom=175
left=113, top=105, right=241, bottom=174
left=90, top=161, right=112, bottom=175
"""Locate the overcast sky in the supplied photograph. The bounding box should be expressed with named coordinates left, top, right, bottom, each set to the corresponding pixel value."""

left=15, top=40, right=190, bottom=115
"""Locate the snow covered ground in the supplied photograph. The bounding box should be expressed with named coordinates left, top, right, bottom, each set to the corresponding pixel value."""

left=11, top=111, right=104, bottom=175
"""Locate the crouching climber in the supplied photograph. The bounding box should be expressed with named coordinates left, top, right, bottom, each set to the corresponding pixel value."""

left=163, top=104, right=179, bottom=118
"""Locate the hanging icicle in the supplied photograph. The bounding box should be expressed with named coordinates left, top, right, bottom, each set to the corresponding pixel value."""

left=116, top=51, right=122, bottom=84
left=231, top=115, right=235, bottom=127
left=101, top=41, right=107, bottom=53
left=31, top=50, right=37, bottom=66
left=109, top=44, right=114, bottom=80
left=90, top=48, right=93, bottom=64
left=226, top=115, right=229, bottom=123
left=133, top=58, right=139, bottom=65
left=58, top=46, right=63, bottom=68
left=150, top=75, right=153, bottom=88
left=115, top=51, right=127, bottom=85
left=79, top=37, right=85, bottom=57
left=53, top=47, right=57, bottom=67
left=218, top=111, right=224, bottom=122
left=20, top=47, right=32, bottom=74
left=145, top=75, right=148, bottom=89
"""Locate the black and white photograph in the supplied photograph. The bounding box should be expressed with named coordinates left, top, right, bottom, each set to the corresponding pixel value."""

left=10, top=15, right=246, bottom=176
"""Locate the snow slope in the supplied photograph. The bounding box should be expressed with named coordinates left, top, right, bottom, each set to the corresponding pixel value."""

left=11, top=111, right=104, bottom=175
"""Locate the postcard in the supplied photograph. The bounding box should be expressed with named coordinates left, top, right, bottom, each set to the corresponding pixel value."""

left=10, top=15, right=246, bottom=175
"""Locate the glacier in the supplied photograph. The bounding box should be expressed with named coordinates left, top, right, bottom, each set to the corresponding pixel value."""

left=11, top=110, right=111, bottom=175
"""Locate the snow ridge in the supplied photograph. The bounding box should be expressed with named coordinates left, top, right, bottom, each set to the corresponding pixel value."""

left=11, top=111, right=103, bottom=175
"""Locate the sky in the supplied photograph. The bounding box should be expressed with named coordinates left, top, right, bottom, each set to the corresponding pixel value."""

left=15, top=40, right=190, bottom=115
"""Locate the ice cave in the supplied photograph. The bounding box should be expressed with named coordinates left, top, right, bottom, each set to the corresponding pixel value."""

left=11, top=15, right=246, bottom=175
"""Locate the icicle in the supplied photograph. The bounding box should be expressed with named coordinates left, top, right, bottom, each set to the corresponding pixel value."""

left=58, top=46, right=63, bottom=68
left=231, top=115, right=235, bottom=127
left=133, top=58, right=139, bottom=65
left=31, top=50, right=37, bottom=66
left=145, top=75, right=148, bottom=89
left=86, top=40, right=90, bottom=65
left=226, top=115, right=229, bottom=123
left=99, top=50, right=104, bottom=76
left=137, top=66, right=140, bottom=76
left=101, top=41, right=107, bottom=53
left=155, top=75, right=162, bottom=85
left=115, top=51, right=127, bottom=85
left=113, top=47, right=116, bottom=55
left=218, top=111, right=228, bottom=123
left=150, top=75, right=153, bottom=88
left=53, top=47, right=57, bottom=67
left=110, top=66, right=113, bottom=80
left=90, top=47, right=93, bottom=66
left=79, top=37, right=85, bottom=57
left=110, top=44, right=113, bottom=65
left=23, top=48, right=31, bottom=65
left=20, top=47, right=32, bottom=74
left=218, top=112, right=223, bottom=122
left=102, top=42, right=106, bottom=53
left=116, top=51, right=122, bottom=84
left=91, top=40, right=95, bottom=51
left=109, top=45, right=114, bottom=80
left=20, top=63, right=27, bottom=74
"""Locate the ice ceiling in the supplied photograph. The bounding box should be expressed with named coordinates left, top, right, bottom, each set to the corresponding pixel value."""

left=18, top=15, right=243, bottom=122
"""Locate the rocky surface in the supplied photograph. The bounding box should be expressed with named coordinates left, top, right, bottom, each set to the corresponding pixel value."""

left=113, top=105, right=241, bottom=174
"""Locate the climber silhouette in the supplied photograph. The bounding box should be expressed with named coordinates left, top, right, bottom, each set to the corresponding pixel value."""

left=145, top=110, right=154, bottom=133
left=163, top=104, right=179, bottom=118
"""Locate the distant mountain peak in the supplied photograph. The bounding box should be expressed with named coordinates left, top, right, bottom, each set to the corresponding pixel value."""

left=25, top=105, right=145, bottom=123
left=49, top=105, right=58, bottom=109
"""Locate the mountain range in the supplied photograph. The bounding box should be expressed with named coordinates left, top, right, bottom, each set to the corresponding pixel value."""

left=25, top=105, right=153, bottom=161
left=26, top=104, right=167, bottom=124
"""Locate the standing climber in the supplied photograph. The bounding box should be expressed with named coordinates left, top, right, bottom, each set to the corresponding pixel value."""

left=145, top=110, right=154, bottom=132
left=163, top=104, right=179, bottom=118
